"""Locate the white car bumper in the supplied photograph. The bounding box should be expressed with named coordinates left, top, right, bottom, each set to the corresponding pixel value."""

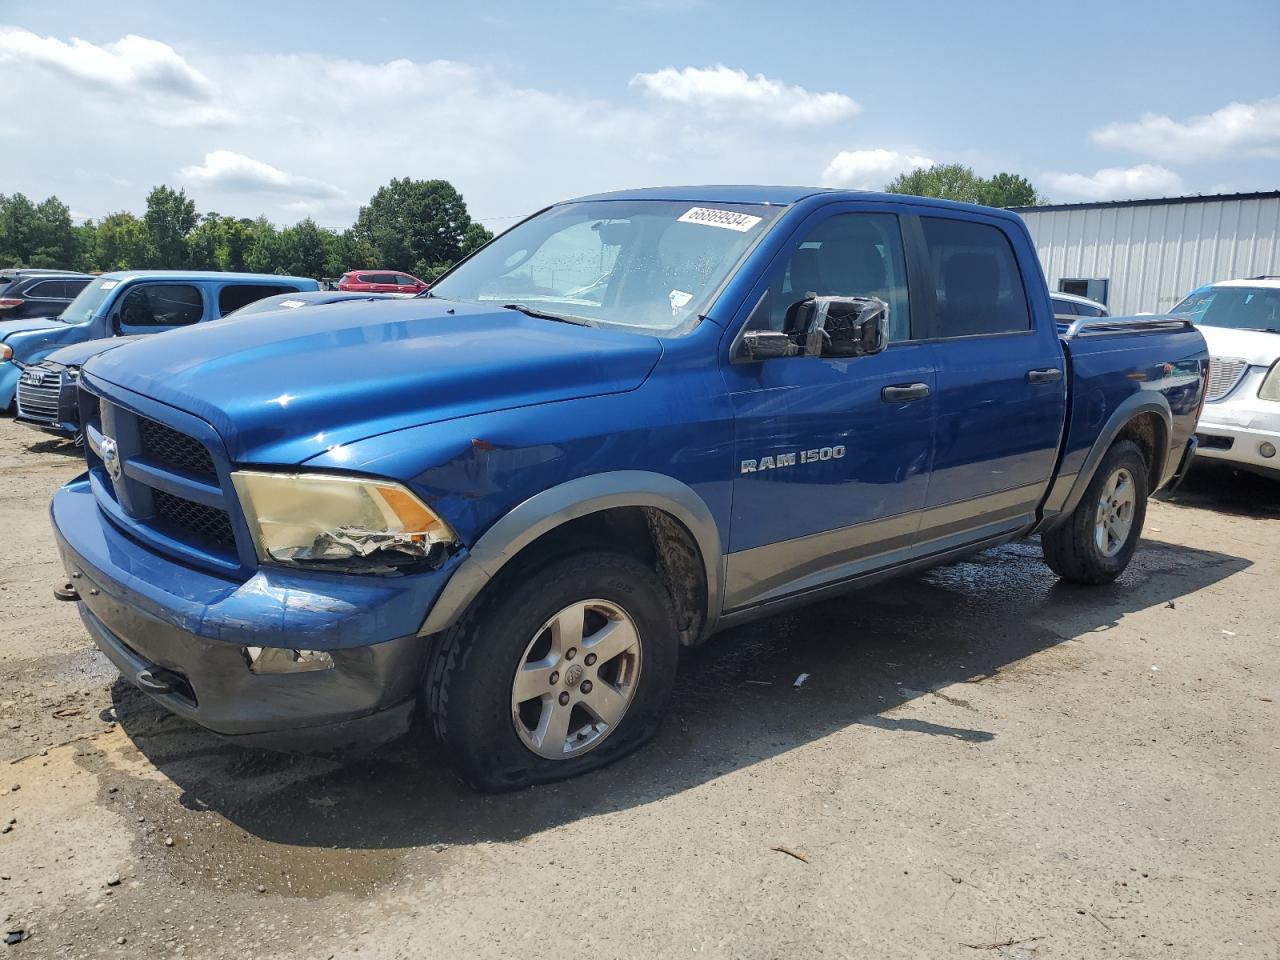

left=1195, top=367, right=1280, bottom=477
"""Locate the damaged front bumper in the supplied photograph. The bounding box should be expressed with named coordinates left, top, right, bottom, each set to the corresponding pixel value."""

left=51, top=475, right=465, bottom=751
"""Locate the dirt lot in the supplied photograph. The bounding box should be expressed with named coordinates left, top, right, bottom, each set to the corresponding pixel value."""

left=0, top=415, right=1276, bottom=960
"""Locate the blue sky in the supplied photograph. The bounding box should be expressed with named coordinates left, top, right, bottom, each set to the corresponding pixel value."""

left=1, top=0, right=1277, bottom=229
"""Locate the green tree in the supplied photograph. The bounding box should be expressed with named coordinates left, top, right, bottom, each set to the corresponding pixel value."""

left=353, top=178, right=482, bottom=272
left=30, top=196, right=78, bottom=268
left=461, top=221, right=494, bottom=257
left=0, top=193, right=41, bottom=265
left=277, top=218, right=333, bottom=278
left=94, top=212, right=155, bottom=271
left=885, top=164, right=1043, bottom=208
left=978, top=173, right=1043, bottom=208
left=144, top=185, right=198, bottom=267
left=73, top=221, right=100, bottom=272
left=242, top=216, right=282, bottom=274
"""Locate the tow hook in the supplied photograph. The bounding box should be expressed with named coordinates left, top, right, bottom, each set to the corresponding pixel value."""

left=54, top=580, right=80, bottom=602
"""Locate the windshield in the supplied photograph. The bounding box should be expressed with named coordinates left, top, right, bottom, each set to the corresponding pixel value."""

left=61, top=277, right=119, bottom=324
left=429, top=199, right=781, bottom=333
left=1172, top=285, right=1280, bottom=332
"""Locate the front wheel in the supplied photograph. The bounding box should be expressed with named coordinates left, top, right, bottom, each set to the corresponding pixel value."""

left=1042, top=439, right=1149, bottom=585
left=424, top=551, right=679, bottom=791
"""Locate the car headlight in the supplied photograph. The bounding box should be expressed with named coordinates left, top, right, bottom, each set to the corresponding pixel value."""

left=65, top=366, right=80, bottom=381
left=231, top=471, right=457, bottom=571
left=1259, top=361, right=1280, bottom=402
left=0, top=345, right=11, bottom=362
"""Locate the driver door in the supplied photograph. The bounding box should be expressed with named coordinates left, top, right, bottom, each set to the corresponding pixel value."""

left=721, top=206, right=937, bottom=611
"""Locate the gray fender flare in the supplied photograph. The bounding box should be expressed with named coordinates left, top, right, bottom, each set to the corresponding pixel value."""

left=1039, top=391, right=1173, bottom=530
left=419, top=471, right=724, bottom=636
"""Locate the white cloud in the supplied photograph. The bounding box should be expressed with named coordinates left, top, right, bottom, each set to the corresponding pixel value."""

left=178, top=150, right=343, bottom=199
left=1091, top=96, right=1280, bottom=162
left=1042, top=164, right=1185, bottom=201
left=631, top=64, right=859, bottom=125
left=821, top=149, right=934, bottom=189
left=0, top=26, right=214, bottom=100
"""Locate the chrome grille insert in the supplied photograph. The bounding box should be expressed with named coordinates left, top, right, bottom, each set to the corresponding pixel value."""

left=15, top=366, right=63, bottom=425
left=1205, top=356, right=1249, bottom=402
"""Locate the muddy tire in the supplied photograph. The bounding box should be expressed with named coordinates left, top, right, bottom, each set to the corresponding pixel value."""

left=424, top=550, right=679, bottom=791
left=1042, top=439, right=1149, bottom=585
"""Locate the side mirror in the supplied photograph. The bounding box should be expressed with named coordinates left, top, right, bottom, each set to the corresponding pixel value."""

left=797, top=296, right=889, bottom=358
left=109, top=312, right=122, bottom=336
left=738, top=329, right=799, bottom=361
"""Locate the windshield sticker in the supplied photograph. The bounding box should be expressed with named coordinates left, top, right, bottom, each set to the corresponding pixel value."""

left=279, top=299, right=306, bottom=308
left=669, top=289, right=694, bottom=315
left=677, top=207, right=763, bottom=232
left=99, top=279, right=119, bottom=290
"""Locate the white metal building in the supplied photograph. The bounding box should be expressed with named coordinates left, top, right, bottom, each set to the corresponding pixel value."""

left=1012, top=191, right=1280, bottom=317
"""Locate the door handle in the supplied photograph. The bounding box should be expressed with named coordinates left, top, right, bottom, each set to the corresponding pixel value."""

left=1026, top=367, right=1063, bottom=384
left=881, top=382, right=931, bottom=402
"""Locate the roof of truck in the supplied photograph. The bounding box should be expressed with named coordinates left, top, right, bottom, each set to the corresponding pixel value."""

left=564, top=185, right=1025, bottom=221
left=96, top=270, right=316, bottom=285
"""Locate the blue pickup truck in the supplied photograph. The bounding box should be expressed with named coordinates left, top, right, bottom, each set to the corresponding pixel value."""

left=0, top=270, right=318, bottom=413
left=50, top=187, right=1207, bottom=790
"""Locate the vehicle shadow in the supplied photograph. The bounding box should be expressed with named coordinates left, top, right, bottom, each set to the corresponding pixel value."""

left=1158, top=459, right=1280, bottom=519
left=107, top=530, right=1249, bottom=861
left=24, top=436, right=81, bottom=457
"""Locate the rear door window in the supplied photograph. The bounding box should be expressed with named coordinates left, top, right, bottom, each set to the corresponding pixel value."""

left=25, top=280, right=67, bottom=300
left=117, top=284, right=205, bottom=328
left=218, top=283, right=296, bottom=317
left=1051, top=297, right=1077, bottom=317
left=920, top=217, right=1032, bottom=337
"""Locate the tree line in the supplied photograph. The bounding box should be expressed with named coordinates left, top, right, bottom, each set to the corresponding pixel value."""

left=0, top=178, right=494, bottom=281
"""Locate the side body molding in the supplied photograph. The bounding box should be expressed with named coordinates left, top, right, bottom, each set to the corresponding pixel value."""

left=1036, top=391, right=1173, bottom=532
left=419, top=471, right=724, bottom=636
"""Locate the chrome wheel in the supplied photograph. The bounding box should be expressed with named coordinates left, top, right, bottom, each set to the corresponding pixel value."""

left=510, top=599, right=643, bottom=760
left=1094, top=466, right=1136, bottom=558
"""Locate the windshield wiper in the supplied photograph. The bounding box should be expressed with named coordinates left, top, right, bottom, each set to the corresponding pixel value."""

left=1239, top=327, right=1280, bottom=334
left=502, top=303, right=590, bottom=326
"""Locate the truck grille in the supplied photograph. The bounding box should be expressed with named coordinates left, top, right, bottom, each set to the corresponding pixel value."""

left=139, top=416, right=216, bottom=478
left=151, top=489, right=236, bottom=549
left=15, top=366, right=62, bottom=425
left=1205, top=357, right=1249, bottom=402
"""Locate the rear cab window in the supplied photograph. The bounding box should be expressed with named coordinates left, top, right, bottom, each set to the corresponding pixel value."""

left=921, top=217, right=1032, bottom=338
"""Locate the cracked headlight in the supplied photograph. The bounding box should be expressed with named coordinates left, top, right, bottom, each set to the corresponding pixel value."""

left=231, top=471, right=456, bottom=571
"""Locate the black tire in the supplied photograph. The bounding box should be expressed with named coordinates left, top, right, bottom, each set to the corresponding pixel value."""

left=424, top=550, right=679, bottom=791
left=1042, top=439, right=1149, bottom=585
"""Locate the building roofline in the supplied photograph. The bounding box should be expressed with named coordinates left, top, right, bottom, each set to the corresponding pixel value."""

left=1011, top=190, right=1280, bottom=214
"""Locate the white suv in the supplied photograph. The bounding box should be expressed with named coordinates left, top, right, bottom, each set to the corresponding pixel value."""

left=1172, top=277, right=1280, bottom=481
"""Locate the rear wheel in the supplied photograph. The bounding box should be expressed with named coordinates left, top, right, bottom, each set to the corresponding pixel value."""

left=424, top=550, right=679, bottom=791
left=1042, top=439, right=1149, bottom=585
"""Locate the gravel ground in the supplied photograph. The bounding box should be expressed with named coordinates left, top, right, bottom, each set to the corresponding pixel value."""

left=0, top=414, right=1276, bottom=959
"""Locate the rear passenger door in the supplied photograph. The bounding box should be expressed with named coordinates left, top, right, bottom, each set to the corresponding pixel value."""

left=115, top=283, right=207, bottom=336
left=914, top=214, right=1067, bottom=541
left=21, top=279, right=70, bottom=318
left=217, top=283, right=296, bottom=317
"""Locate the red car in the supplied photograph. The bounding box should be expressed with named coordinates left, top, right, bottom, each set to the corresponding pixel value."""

left=337, top=270, right=428, bottom=294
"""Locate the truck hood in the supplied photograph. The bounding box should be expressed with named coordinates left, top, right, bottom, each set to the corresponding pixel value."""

left=1197, top=325, right=1280, bottom=367
left=42, top=336, right=143, bottom=368
left=84, top=299, right=664, bottom=463
left=0, top=316, right=63, bottom=340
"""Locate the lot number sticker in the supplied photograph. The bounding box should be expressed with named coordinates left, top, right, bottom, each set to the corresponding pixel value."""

left=678, top=207, right=762, bottom=232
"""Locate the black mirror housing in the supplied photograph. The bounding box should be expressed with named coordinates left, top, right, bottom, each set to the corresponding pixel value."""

left=802, top=296, right=890, bottom=358
left=738, top=329, right=798, bottom=361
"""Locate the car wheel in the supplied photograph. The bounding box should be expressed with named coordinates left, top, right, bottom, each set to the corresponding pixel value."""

left=1042, top=439, right=1149, bottom=585
left=424, top=550, right=679, bottom=791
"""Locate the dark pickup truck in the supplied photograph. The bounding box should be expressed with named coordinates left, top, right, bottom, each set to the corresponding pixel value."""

left=50, top=186, right=1208, bottom=790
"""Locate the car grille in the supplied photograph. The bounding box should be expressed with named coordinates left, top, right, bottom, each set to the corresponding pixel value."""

left=151, top=488, right=236, bottom=549
left=1205, top=356, right=1249, bottom=402
left=15, top=366, right=62, bottom=425
left=139, top=416, right=216, bottom=478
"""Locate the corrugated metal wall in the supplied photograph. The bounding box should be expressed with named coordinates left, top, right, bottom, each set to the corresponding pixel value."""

left=1018, top=195, right=1280, bottom=316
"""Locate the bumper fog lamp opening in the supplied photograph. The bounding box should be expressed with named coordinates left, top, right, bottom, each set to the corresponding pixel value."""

left=1259, top=442, right=1277, bottom=459
left=243, top=646, right=335, bottom=675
